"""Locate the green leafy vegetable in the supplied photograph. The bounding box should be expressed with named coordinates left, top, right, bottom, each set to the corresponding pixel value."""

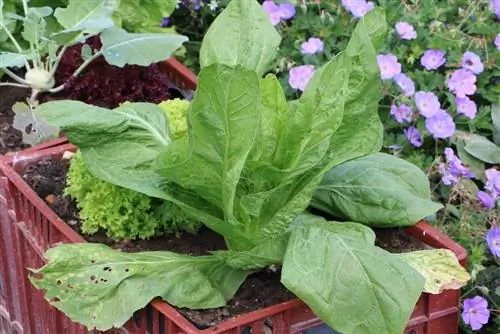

left=199, top=0, right=281, bottom=75
left=281, top=220, right=425, bottom=334
left=30, top=243, right=248, bottom=330
left=32, top=2, right=463, bottom=333
left=311, top=153, right=443, bottom=227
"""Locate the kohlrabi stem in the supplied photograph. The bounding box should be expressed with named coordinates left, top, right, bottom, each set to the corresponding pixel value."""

left=48, top=45, right=68, bottom=77
left=21, top=0, right=29, bottom=16
left=0, top=82, right=30, bottom=89
left=49, top=50, right=103, bottom=93
left=3, top=68, right=30, bottom=85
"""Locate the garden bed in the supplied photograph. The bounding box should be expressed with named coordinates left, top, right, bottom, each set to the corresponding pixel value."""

left=0, top=142, right=467, bottom=334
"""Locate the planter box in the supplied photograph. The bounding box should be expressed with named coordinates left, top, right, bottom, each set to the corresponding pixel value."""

left=0, top=57, right=197, bottom=334
left=0, top=142, right=467, bottom=334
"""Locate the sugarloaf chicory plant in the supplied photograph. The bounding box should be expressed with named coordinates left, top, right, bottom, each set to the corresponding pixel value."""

left=30, top=1, right=468, bottom=333
left=0, top=0, right=186, bottom=101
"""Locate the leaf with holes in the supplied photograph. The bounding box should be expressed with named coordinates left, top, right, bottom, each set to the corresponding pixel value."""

left=29, top=243, right=248, bottom=331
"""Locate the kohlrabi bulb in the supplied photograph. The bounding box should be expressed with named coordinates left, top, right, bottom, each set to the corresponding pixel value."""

left=25, top=69, right=55, bottom=91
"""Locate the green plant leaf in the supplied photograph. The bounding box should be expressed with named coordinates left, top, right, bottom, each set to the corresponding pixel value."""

left=0, top=52, right=29, bottom=67
left=54, top=0, right=116, bottom=33
left=464, top=135, right=500, bottom=164
left=36, top=100, right=170, bottom=199
left=99, top=27, right=187, bottom=67
left=455, top=138, right=485, bottom=180
left=199, top=0, right=281, bottom=75
left=248, top=74, right=287, bottom=162
left=212, top=235, right=289, bottom=270
left=320, top=8, right=387, bottom=168
left=30, top=243, right=248, bottom=331
left=22, top=8, right=50, bottom=44
left=0, top=1, right=17, bottom=43
left=116, top=0, right=176, bottom=33
left=156, top=64, right=260, bottom=233
left=281, top=221, right=424, bottom=334
left=492, top=104, right=500, bottom=146
left=311, top=153, right=443, bottom=227
left=398, top=249, right=470, bottom=294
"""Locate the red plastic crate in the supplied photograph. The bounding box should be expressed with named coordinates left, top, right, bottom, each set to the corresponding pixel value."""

left=0, top=141, right=467, bottom=334
left=0, top=57, right=197, bottom=334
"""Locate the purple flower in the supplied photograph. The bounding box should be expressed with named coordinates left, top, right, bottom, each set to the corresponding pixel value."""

left=415, top=91, right=441, bottom=118
left=486, top=227, right=500, bottom=257
left=425, top=110, right=456, bottom=139
left=288, top=65, right=315, bottom=92
left=456, top=97, right=477, bottom=120
left=394, top=73, right=415, bottom=97
left=462, top=296, right=490, bottom=331
left=390, top=104, right=413, bottom=123
left=447, top=69, right=477, bottom=98
left=377, top=54, right=401, bottom=80
left=341, top=0, right=374, bottom=18
left=278, top=3, right=296, bottom=19
left=439, top=163, right=458, bottom=185
left=262, top=1, right=282, bottom=25
left=445, top=147, right=475, bottom=179
left=461, top=51, right=484, bottom=75
left=495, top=34, right=500, bottom=50
left=492, top=0, right=500, bottom=18
left=485, top=168, right=500, bottom=195
left=404, top=126, right=422, bottom=147
left=395, top=22, right=417, bottom=40
left=160, top=17, right=170, bottom=27
left=301, top=37, right=324, bottom=55
left=420, top=49, right=446, bottom=71
left=262, top=1, right=295, bottom=25
left=477, top=191, right=496, bottom=209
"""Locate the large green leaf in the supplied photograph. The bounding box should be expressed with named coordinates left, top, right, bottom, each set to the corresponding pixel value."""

left=54, top=0, right=117, bottom=33
left=36, top=101, right=170, bottom=199
left=0, top=52, right=28, bottom=67
left=199, top=0, right=280, bottom=75
left=321, top=9, right=387, bottom=168
left=239, top=54, right=352, bottom=242
left=99, top=27, right=187, bottom=67
left=30, top=243, right=248, bottom=331
left=156, top=64, right=261, bottom=230
left=281, top=221, right=424, bottom=334
left=272, top=53, right=351, bottom=178
left=311, top=153, right=443, bottom=227
left=464, top=135, right=500, bottom=164
left=248, top=74, right=287, bottom=162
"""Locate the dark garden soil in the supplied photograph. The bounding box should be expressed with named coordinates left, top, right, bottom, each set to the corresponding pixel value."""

left=21, top=155, right=427, bottom=328
left=0, top=35, right=185, bottom=155
left=0, top=79, right=31, bottom=154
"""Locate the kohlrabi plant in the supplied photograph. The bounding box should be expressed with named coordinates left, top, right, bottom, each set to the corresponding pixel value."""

left=0, top=0, right=186, bottom=101
left=30, top=1, right=469, bottom=333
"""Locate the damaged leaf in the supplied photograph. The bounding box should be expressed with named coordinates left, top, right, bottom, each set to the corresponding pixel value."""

left=399, top=249, right=470, bottom=294
left=30, top=243, right=248, bottom=331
